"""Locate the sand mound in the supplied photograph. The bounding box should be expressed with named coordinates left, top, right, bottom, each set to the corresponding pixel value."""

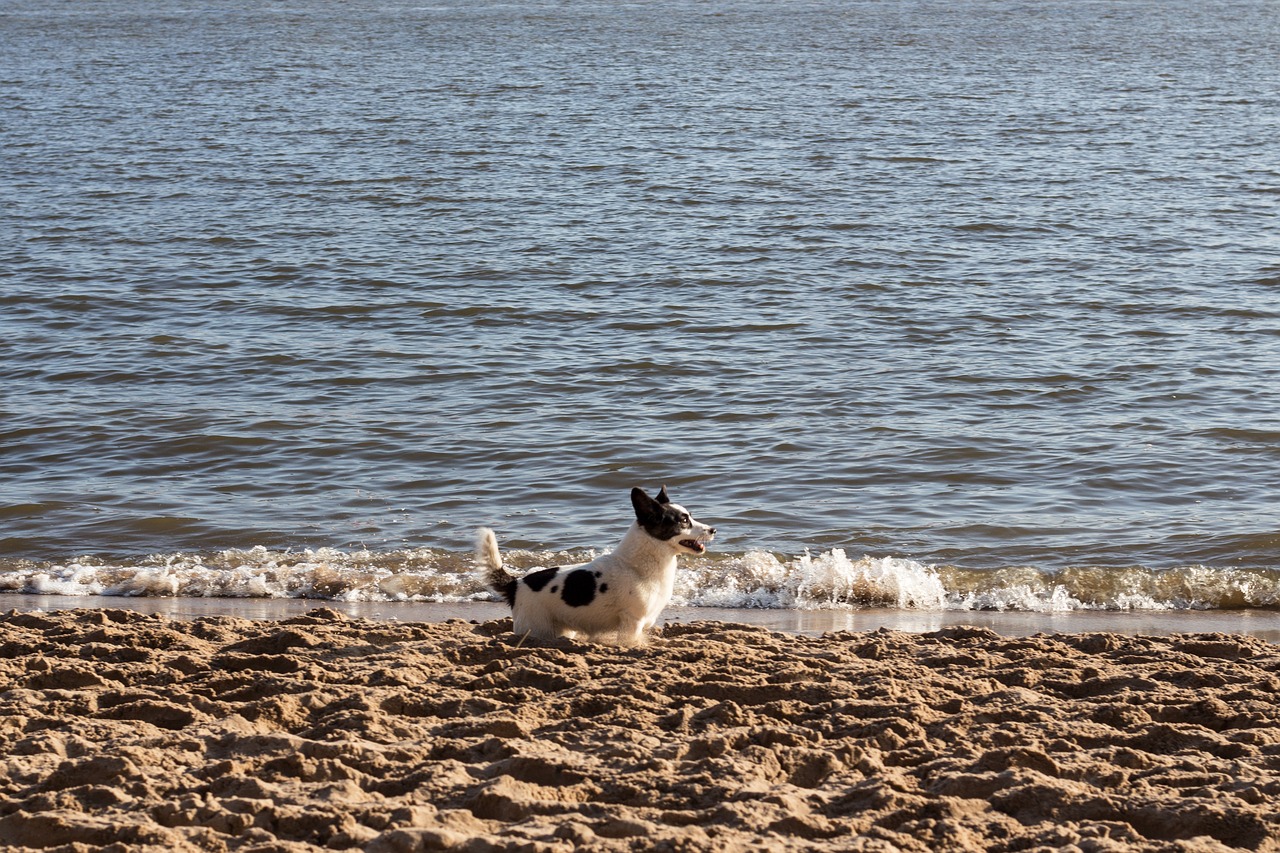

left=1, top=607, right=1279, bottom=852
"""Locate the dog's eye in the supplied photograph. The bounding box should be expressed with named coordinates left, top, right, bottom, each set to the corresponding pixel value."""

left=680, top=514, right=691, bottom=527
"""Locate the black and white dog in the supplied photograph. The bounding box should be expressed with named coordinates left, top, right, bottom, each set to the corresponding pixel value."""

left=476, top=486, right=716, bottom=646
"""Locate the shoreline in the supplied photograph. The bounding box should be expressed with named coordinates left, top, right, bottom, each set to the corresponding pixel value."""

left=4, top=592, right=1280, bottom=641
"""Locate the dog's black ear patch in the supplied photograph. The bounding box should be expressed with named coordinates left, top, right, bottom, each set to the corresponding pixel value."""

left=561, top=569, right=597, bottom=607
left=637, top=503, right=688, bottom=542
left=522, top=567, right=559, bottom=593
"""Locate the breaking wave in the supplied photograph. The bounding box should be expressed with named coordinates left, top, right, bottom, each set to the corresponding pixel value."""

left=3, top=546, right=1280, bottom=612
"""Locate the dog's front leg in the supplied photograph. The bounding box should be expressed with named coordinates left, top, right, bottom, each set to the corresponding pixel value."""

left=615, top=617, right=647, bottom=648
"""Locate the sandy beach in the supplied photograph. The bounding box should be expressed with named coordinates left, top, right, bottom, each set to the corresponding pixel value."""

left=2, top=608, right=1279, bottom=852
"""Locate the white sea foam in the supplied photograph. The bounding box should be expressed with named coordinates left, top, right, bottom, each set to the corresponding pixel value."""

left=674, top=549, right=949, bottom=610
left=2, top=547, right=1279, bottom=612
left=951, top=583, right=1087, bottom=613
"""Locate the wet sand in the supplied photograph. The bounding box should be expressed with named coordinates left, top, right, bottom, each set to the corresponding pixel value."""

left=3, top=607, right=1280, bottom=852
left=6, top=593, right=1280, bottom=641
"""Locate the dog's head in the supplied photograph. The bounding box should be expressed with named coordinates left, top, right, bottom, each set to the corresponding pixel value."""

left=630, top=486, right=716, bottom=555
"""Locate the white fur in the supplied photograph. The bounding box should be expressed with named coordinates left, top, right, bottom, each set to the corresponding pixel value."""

left=477, top=493, right=714, bottom=647
left=476, top=526, right=504, bottom=573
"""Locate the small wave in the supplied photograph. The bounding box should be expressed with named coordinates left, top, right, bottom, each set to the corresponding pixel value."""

left=676, top=550, right=949, bottom=610
left=0, top=547, right=488, bottom=603
left=682, top=553, right=1280, bottom=612
left=3, top=547, right=1279, bottom=612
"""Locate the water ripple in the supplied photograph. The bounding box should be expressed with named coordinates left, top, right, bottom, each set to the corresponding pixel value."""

left=1, top=0, right=1278, bottom=587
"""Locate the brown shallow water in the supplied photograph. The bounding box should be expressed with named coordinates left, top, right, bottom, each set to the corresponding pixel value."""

left=6, top=593, right=1280, bottom=642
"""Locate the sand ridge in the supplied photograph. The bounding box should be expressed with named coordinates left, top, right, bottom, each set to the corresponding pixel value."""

left=1, top=607, right=1279, bottom=852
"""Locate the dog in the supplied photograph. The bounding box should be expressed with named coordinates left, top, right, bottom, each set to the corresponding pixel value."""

left=476, top=486, right=716, bottom=646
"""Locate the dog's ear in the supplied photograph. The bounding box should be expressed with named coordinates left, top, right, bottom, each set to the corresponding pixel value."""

left=655, top=485, right=671, bottom=505
left=631, top=487, right=662, bottom=521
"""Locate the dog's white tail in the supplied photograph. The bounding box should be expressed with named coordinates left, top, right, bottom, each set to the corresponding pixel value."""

left=475, top=528, right=516, bottom=606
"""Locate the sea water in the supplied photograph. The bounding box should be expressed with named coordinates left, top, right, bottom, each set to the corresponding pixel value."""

left=3, top=0, right=1279, bottom=615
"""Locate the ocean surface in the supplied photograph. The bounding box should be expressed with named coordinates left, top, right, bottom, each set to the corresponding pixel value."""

left=3, top=0, right=1279, bottom=615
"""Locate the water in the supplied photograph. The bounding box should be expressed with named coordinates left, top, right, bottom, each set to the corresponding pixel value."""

left=3, top=0, right=1279, bottom=614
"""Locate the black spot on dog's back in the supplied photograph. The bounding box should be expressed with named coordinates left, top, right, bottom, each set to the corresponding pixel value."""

left=502, top=580, right=517, bottom=608
left=561, top=569, right=597, bottom=607
left=599, top=583, right=608, bottom=594
left=523, top=567, right=559, bottom=593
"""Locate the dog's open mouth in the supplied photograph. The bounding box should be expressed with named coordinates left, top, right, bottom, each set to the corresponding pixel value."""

left=680, top=539, right=707, bottom=554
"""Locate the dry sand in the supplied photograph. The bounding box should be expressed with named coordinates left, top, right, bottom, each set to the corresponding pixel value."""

left=1, top=608, right=1279, bottom=852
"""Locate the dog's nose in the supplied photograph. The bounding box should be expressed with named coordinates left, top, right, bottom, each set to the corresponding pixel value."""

left=708, top=527, right=717, bottom=536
